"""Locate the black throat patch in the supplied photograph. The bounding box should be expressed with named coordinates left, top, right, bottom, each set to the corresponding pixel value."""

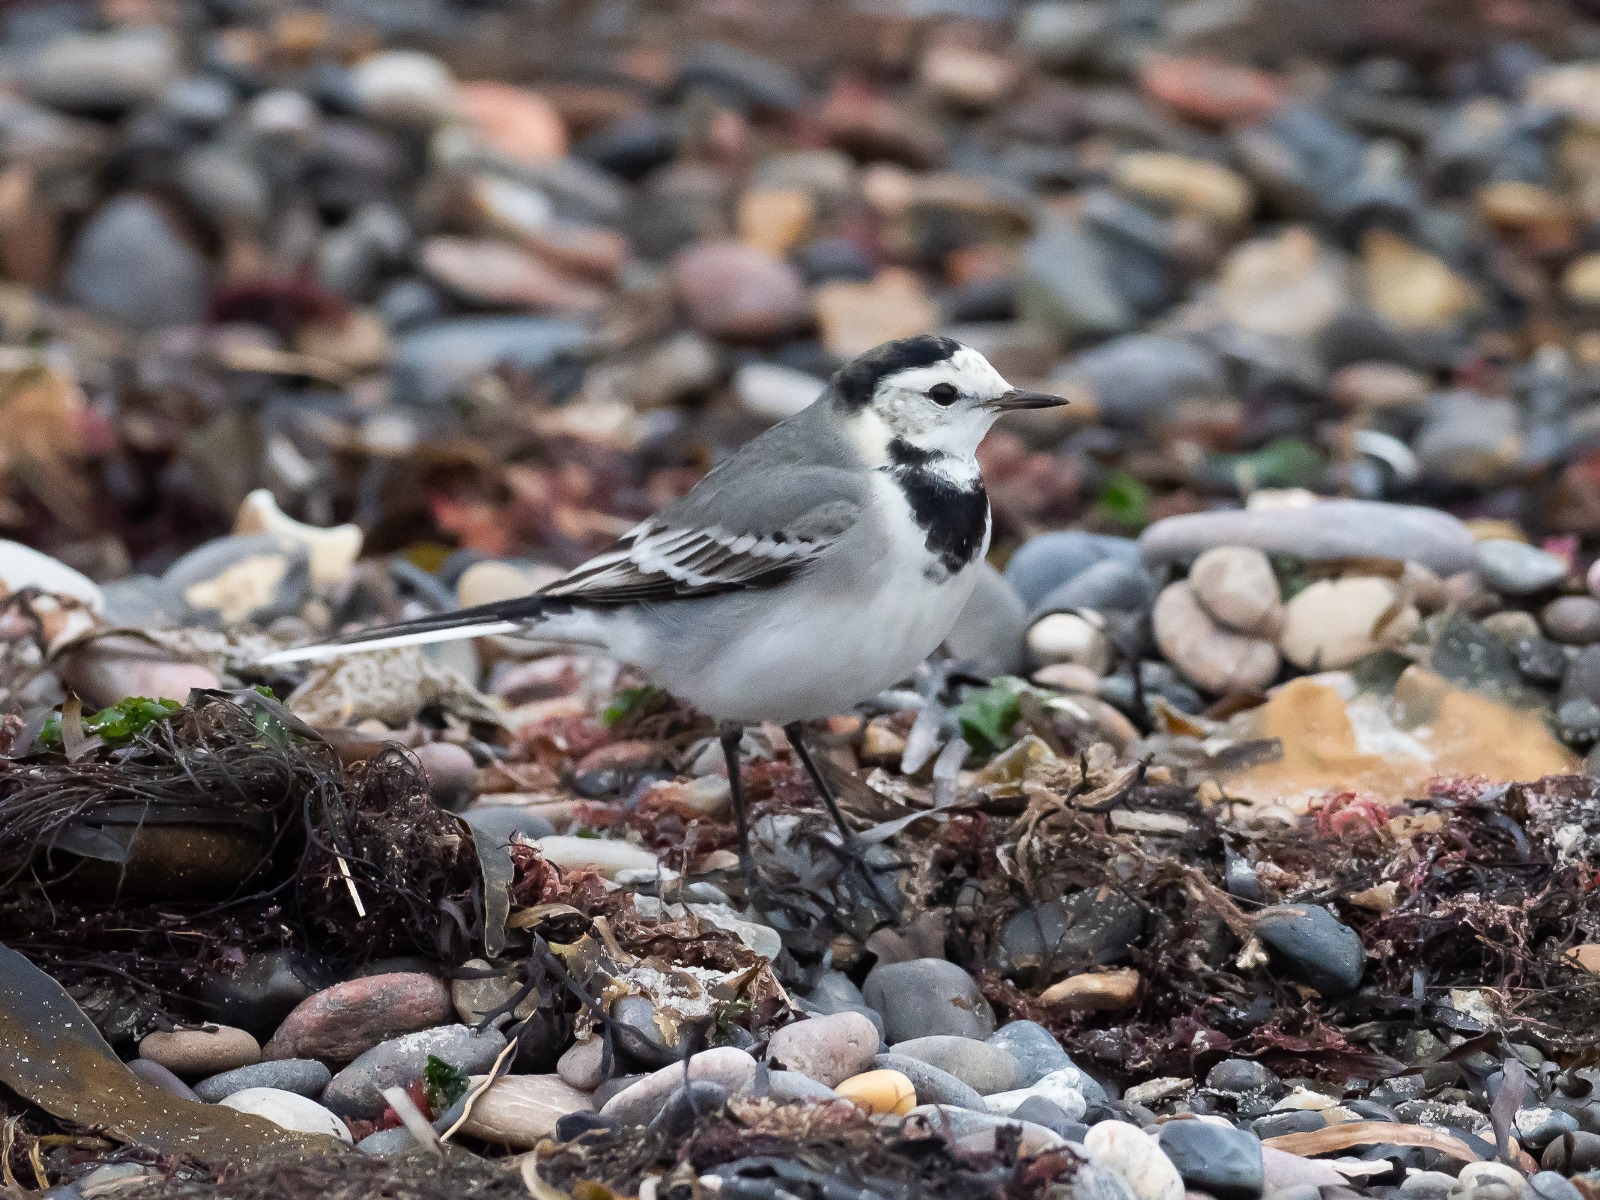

left=883, top=450, right=989, bottom=580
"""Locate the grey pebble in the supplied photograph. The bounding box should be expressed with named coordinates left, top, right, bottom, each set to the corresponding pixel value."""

left=874, top=1053, right=988, bottom=1111
left=194, top=1058, right=332, bottom=1102
left=862, top=958, right=995, bottom=1043
left=322, top=1025, right=507, bottom=1119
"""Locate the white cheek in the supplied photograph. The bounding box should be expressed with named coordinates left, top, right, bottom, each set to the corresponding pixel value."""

left=914, top=407, right=996, bottom=458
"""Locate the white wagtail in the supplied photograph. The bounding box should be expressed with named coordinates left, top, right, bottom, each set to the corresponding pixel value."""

left=260, top=336, right=1064, bottom=875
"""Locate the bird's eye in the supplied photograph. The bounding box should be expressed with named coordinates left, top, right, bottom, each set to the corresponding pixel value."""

left=927, top=383, right=958, bottom=405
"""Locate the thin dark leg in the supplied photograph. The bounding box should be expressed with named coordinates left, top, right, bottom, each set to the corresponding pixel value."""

left=719, top=723, right=754, bottom=878
left=784, top=722, right=854, bottom=841
left=786, top=722, right=899, bottom=915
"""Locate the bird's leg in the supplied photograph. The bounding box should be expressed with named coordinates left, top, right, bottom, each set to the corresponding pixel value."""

left=784, top=722, right=855, bottom=842
left=719, top=722, right=755, bottom=881
left=785, top=722, right=899, bottom=916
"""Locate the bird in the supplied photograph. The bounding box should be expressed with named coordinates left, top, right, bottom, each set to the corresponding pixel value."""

left=260, top=335, right=1065, bottom=881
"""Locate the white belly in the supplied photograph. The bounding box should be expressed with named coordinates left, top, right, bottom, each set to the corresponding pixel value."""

left=637, top=493, right=989, bottom=723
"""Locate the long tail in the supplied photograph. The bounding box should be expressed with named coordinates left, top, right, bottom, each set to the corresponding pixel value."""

left=257, top=595, right=562, bottom=666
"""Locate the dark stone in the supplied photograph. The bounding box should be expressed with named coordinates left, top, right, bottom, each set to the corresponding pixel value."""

left=1011, top=1095, right=1076, bottom=1134
left=555, top=1111, right=617, bottom=1142
left=1158, top=1121, right=1265, bottom=1200
left=1252, top=905, right=1365, bottom=996
left=1251, top=1111, right=1325, bottom=1139
left=795, top=237, right=877, bottom=284
left=191, top=950, right=330, bottom=1039
left=1516, top=637, right=1569, bottom=687
left=1004, top=532, right=1141, bottom=610
left=1543, top=1131, right=1600, bottom=1173
left=193, top=1058, right=332, bottom=1102
left=649, top=1081, right=730, bottom=1137
left=995, top=888, right=1145, bottom=981
left=1206, top=1060, right=1284, bottom=1099
left=1529, top=1172, right=1586, bottom=1200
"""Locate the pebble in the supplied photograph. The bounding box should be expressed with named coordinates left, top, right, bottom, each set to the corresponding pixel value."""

left=1084, top=1120, right=1186, bottom=1200
left=1154, top=581, right=1281, bottom=694
left=263, top=973, right=452, bottom=1064
left=814, top=271, right=940, bottom=361
left=350, top=50, right=456, bottom=125
left=1478, top=540, right=1568, bottom=596
left=1019, top=218, right=1133, bottom=343
left=218, top=1088, right=351, bottom=1143
left=450, top=959, right=536, bottom=1027
left=138, top=1025, right=259, bottom=1077
left=1035, top=558, right=1156, bottom=618
left=413, top=742, right=477, bottom=811
left=163, top=535, right=309, bottom=626
left=766, top=1070, right=842, bottom=1103
left=862, top=958, right=996, bottom=1043
left=126, top=1058, right=200, bottom=1102
left=391, top=316, right=589, bottom=408
left=873, top=1053, right=987, bottom=1111
left=557, top=1038, right=608, bottom=1092
left=1459, top=1162, right=1532, bottom=1195
left=62, top=195, right=208, bottom=332
left=193, top=1059, right=332, bottom=1103
left=1544, top=598, right=1600, bottom=646
left=733, top=362, right=825, bottom=421
left=356, top=1127, right=417, bottom=1157
left=533, top=835, right=661, bottom=879
left=1006, top=533, right=1143, bottom=610
left=1188, top=547, right=1284, bottom=638
left=195, top=950, right=327, bottom=1040
left=1058, top=336, right=1227, bottom=430
left=674, top=241, right=810, bottom=341
left=803, top=972, right=886, bottom=1042
left=905, top=1104, right=1065, bottom=1155
left=837, top=1069, right=918, bottom=1116
left=887, top=1036, right=1021, bottom=1096
left=25, top=27, right=177, bottom=113
left=1528, top=1173, right=1585, bottom=1200
left=765, top=1011, right=880, bottom=1088
left=985, top=1067, right=1094, bottom=1123
left=0, top=541, right=104, bottom=611
left=1114, top=152, right=1253, bottom=227
left=1157, top=1121, right=1265, bottom=1200
left=1542, top=1130, right=1600, bottom=1172
left=54, top=638, right=221, bottom=711
left=986, top=1022, right=1079, bottom=1090
left=321, top=1025, right=507, bottom=1119
left=456, top=1074, right=593, bottom=1148
left=1277, top=577, right=1418, bottom=671
left=1253, top=906, right=1366, bottom=997
left=1027, top=612, right=1113, bottom=672
left=600, top=1048, right=758, bottom=1125
left=1040, top=968, right=1140, bottom=1013
left=1140, top=501, right=1478, bottom=576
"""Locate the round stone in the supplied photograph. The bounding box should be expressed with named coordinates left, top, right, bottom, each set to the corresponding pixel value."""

left=263, top=973, right=452, bottom=1064
left=1477, top=539, right=1567, bottom=597
left=219, top=1088, right=351, bottom=1143
left=765, top=1011, right=880, bottom=1088
left=1543, top=596, right=1600, bottom=645
left=1188, top=546, right=1283, bottom=637
left=138, top=1025, right=260, bottom=1077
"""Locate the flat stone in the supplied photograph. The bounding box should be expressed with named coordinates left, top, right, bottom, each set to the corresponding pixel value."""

left=996, top=888, right=1145, bottom=982
left=765, top=1069, right=842, bottom=1104
left=1085, top=1120, right=1185, bottom=1200
left=1158, top=1120, right=1265, bottom=1200
left=873, top=1053, right=987, bottom=1111
left=218, top=1088, right=351, bottom=1143
left=984, top=1067, right=1095, bottom=1122
left=1478, top=539, right=1568, bottom=597
left=766, top=1012, right=880, bottom=1087
left=888, top=1036, right=1021, bottom=1095
left=862, top=958, right=996, bottom=1043
left=1277, top=577, right=1417, bottom=671
left=905, top=1104, right=1066, bottom=1156
left=600, top=1047, right=759, bottom=1126
left=193, top=1059, right=332, bottom=1103
left=264, top=973, right=452, bottom=1064
left=534, top=835, right=660, bottom=879
left=322, top=1024, right=507, bottom=1119
left=456, top=1074, right=593, bottom=1148
left=1140, top=501, right=1477, bottom=576
left=138, top=1025, right=259, bottom=1077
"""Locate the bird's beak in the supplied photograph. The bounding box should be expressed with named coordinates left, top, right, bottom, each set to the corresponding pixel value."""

left=988, top=388, right=1068, bottom=411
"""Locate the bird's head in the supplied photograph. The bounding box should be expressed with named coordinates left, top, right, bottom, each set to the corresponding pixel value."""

left=829, top=335, right=1065, bottom=464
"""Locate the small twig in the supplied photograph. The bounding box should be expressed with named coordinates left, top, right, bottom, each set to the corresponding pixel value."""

left=336, top=855, right=366, bottom=917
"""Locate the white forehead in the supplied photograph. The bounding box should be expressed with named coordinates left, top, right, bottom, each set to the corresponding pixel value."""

left=878, top=345, right=1010, bottom=398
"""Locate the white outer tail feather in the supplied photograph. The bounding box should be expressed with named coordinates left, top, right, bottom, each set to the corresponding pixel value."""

left=256, top=620, right=523, bottom=666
